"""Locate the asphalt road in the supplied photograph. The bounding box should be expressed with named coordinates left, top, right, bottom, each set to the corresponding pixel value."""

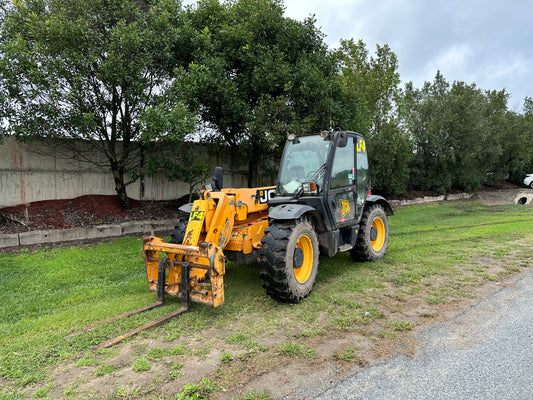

left=313, top=268, right=533, bottom=400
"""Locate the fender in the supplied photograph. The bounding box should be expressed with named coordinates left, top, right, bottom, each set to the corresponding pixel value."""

left=268, top=203, right=317, bottom=220
left=366, top=194, right=394, bottom=216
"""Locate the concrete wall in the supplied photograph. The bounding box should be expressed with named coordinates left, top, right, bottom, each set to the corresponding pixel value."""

left=0, top=136, right=258, bottom=208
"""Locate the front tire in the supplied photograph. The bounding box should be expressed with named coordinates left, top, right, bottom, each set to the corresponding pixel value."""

left=259, top=218, right=319, bottom=303
left=350, top=204, right=389, bottom=262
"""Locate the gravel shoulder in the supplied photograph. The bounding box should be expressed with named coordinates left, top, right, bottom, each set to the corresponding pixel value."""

left=311, top=267, right=533, bottom=400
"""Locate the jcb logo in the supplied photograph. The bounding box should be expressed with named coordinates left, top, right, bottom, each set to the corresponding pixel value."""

left=255, top=189, right=275, bottom=204
left=190, top=211, right=205, bottom=221
left=357, top=139, right=366, bottom=153
left=340, top=199, right=350, bottom=217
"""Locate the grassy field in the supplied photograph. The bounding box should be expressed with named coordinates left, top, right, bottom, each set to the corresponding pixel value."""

left=0, top=200, right=532, bottom=399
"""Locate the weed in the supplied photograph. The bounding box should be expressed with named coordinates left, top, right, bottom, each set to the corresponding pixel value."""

left=168, top=363, right=184, bottom=380
left=426, top=295, right=445, bottom=305
left=175, top=377, right=214, bottom=400
left=236, top=340, right=269, bottom=361
left=188, top=344, right=211, bottom=357
left=94, top=364, right=115, bottom=376
left=331, top=305, right=383, bottom=330
left=476, top=271, right=499, bottom=282
left=378, top=330, right=397, bottom=339
left=170, top=344, right=186, bottom=355
left=113, top=385, right=142, bottom=398
left=244, top=340, right=269, bottom=352
left=226, top=332, right=247, bottom=344
left=132, top=358, right=151, bottom=373
left=276, top=341, right=316, bottom=358
left=221, top=353, right=234, bottom=364
left=333, top=347, right=357, bottom=362
left=385, top=321, right=415, bottom=331
left=75, top=355, right=96, bottom=367
left=147, top=347, right=165, bottom=360
left=503, top=266, right=521, bottom=274
left=33, top=383, right=54, bottom=398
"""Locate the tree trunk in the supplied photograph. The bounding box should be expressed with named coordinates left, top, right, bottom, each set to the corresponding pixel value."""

left=111, top=162, right=131, bottom=209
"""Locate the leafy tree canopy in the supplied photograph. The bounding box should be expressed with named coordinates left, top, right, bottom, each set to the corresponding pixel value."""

left=1, top=0, right=532, bottom=201
left=180, top=0, right=336, bottom=185
left=0, top=0, right=196, bottom=208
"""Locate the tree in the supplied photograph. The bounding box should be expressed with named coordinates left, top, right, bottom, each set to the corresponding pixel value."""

left=180, top=0, right=336, bottom=186
left=446, top=82, right=499, bottom=191
left=337, top=39, right=401, bottom=134
left=337, top=39, right=412, bottom=195
left=402, top=72, right=518, bottom=194
left=0, top=1, right=11, bottom=144
left=403, top=72, right=454, bottom=193
left=0, top=0, right=195, bottom=208
left=500, top=97, right=533, bottom=183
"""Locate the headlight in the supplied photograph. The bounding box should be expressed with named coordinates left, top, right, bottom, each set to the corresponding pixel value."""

left=302, top=181, right=318, bottom=195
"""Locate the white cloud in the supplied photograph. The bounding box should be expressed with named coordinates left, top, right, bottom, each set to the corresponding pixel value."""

left=284, top=0, right=533, bottom=106
left=183, top=0, right=533, bottom=107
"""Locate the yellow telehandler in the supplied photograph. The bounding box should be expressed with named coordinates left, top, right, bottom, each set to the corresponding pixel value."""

left=82, top=130, right=393, bottom=349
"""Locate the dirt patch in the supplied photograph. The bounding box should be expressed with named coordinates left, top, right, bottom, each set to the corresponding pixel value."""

left=0, top=195, right=186, bottom=234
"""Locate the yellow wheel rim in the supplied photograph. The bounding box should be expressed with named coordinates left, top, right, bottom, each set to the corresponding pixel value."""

left=371, top=217, right=386, bottom=252
left=294, top=234, right=314, bottom=283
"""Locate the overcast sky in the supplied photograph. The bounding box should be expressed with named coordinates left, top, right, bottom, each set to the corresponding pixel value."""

left=183, top=0, right=532, bottom=110
left=282, top=0, right=533, bottom=109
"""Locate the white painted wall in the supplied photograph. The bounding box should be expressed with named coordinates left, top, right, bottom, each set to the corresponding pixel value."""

left=0, top=136, right=258, bottom=207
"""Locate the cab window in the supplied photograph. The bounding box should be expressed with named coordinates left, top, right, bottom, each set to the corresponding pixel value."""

left=330, top=137, right=355, bottom=189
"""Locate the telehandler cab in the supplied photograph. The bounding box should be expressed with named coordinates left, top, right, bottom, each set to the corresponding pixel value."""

left=80, top=130, right=392, bottom=349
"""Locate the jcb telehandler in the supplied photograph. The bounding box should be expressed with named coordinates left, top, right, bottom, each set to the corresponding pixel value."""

left=82, top=130, right=393, bottom=349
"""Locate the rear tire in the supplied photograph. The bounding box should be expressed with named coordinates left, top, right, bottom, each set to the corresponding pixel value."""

left=169, top=217, right=188, bottom=244
left=259, top=218, right=319, bottom=303
left=350, top=204, right=389, bottom=262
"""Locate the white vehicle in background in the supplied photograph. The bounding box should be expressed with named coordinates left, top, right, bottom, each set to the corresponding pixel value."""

left=524, top=174, right=533, bottom=189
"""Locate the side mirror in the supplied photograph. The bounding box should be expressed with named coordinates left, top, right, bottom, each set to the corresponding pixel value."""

left=337, top=131, right=348, bottom=148
left=214, top=167, right=223, bottom=191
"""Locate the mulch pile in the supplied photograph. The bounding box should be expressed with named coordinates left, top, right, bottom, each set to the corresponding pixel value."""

left=1, top=181, right=524, bottom=235
left=0, top=195, right=185, bottom=234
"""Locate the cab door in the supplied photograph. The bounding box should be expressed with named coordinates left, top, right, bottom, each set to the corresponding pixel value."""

left=327, top=134, right=357, bottom=228
left=355, top=135, right=370, bottom=219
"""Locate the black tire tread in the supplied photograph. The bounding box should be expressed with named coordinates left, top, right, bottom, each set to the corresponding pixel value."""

left=258, top=218, right=318, bottom=303
left=169, top=217, right=188, bottom=244
left=350, top=204, right=389, bottom=262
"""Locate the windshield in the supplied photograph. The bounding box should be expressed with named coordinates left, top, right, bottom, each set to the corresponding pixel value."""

left=278, top=135, right=331, bottom=195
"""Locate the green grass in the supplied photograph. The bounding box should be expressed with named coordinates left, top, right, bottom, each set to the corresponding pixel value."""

left=276, top=341, right=316, bottom=358
left=0, top=201, right=532, bottom=397
left=175, top=377, right=213, bottom=400
left=333, top=347, right=357, bottom=362
left=131, top=358, right=151, bottom=372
